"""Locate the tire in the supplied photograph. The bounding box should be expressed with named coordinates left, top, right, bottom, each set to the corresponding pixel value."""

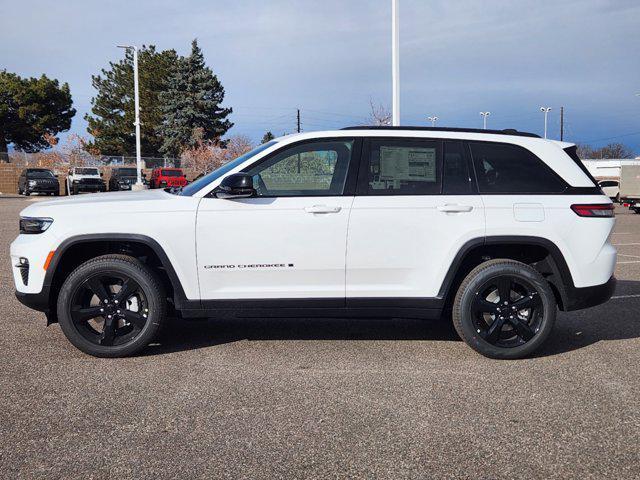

left=57, top=254, right=166, bottom=357
left=452, top=259, right=556, bottom=360
left=24, top=189, right=30, bottom=196
left=54, top=190, right=59, bottom=196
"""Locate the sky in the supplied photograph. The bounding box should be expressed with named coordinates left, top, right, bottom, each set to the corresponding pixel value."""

left=2, top=0, right=639, bottom=153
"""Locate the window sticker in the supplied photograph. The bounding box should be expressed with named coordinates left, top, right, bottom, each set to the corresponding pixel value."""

left=379, top=146, right=436, bottom=182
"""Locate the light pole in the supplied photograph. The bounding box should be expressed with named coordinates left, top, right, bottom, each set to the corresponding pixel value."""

left=117, top=44, right=143, bottom=188
left=480, top=112, right=491, bottom=130
left=540, top=107, right=552, bottom=139
left=427, top=116, right=438, bottom=127
left=391, top=0, right=400, bottom=126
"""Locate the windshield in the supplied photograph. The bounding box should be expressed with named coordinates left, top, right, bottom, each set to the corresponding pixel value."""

left=27, top=169, right=55, bottom=178
left=117, top=168, right=137, bottom=176
left=161, top=169, right=183, bottom=177
left=179, top=140, right=278, bottom=196
left=76, top=168, right=99, bottom=175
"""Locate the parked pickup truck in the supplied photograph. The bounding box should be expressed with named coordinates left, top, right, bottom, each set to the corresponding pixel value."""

left=619, top=165, right=640, bottom=214
left=66, top=167, right=106, bottom=195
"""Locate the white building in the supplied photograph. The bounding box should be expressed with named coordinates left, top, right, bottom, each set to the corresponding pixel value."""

left=582, top=159, right=640, bottom=179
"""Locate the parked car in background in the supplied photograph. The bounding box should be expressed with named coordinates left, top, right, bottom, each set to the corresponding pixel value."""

left=150, top=168, right=188, bottom=189
left=18, top=168, right=59, bottom=196
left=66, top=167, right=106, bottom=195
left=598, top=180, right=620, bottom=202
left=108, top=167, right=146, bottom=191
left=619, top=165, right=640, bottom=214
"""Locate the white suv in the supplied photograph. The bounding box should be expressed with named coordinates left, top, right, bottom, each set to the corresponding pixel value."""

left=10, top=127, right=617, bottom=359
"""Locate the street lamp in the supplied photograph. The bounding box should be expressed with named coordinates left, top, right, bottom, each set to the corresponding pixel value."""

left=480, top=112, right=491, bottom=130
left=427, top=116, right=438, bottom=127
left=391, top=0, right=400, bottom=126
left=117, top=44, right=143, bottom=188
left=540, top=107, right=552, bottom=139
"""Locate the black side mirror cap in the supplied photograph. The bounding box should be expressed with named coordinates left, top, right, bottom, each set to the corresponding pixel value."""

left=215, top=173, right=255, bottom=199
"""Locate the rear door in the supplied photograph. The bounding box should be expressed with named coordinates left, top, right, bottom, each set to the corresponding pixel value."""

left=346, top=138, right=485, bottom=301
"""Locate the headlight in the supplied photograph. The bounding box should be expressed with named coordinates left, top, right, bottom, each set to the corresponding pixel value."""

left=19, top=217, right=53, bottom=235
left=28, top=180, right=37, bottom=186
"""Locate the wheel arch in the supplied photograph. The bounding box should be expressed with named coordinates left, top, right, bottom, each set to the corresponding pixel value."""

left=439, top=236, right=574, bottom=311
left=45, top=234, right=189, bottom=322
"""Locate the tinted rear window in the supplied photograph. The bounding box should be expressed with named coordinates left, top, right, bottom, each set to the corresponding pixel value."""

left=470, top=142, right=565, bottom=193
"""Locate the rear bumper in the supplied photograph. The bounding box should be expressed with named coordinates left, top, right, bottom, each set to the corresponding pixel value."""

left=562, top=276, right=616, bottom=311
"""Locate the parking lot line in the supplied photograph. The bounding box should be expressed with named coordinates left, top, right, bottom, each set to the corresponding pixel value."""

left=611, top=294, right=640, bottom=299
left=613, top=243, right=640, bottom=246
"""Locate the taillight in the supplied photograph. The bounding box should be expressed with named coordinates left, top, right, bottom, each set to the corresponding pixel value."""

left=570, top=204, right=615, bottom=218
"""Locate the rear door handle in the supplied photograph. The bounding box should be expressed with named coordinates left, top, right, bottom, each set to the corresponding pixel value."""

left=304, top=205, right=342, bottom=214
left=437, top=204, right=473, bottom=213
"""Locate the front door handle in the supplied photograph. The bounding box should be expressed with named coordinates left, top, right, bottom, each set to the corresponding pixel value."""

left=437, top=204, right=474, bottom=213
left=304, top=205, right=342, bottom=214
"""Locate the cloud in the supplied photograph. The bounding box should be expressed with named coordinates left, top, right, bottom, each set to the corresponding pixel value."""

left=1, top=0, right=638, bottom=151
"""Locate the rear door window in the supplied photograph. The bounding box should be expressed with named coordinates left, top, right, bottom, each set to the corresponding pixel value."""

left=470, top=142, right=566, bottom=193
left=363, top=139, right=441, bottom=195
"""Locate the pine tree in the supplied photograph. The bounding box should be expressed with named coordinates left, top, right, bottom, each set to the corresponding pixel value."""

left=85, top=46, right=178, bottom=157
left=261, top=131, right=275, bottom=144
left=158, top=40, right=233, bottom=157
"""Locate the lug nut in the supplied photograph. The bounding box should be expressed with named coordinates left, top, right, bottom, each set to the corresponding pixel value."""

left=100, top=308, right=104, bottom=312
left=114, top=300, right=119, bottom=304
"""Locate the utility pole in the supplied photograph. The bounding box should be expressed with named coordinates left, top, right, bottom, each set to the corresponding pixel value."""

left=297, top=109, right=301, bottom=133
left=540, top=107, right=552, bottom=139
left=480, top=112, right=491, bottom=130
left=117, top=44, right=143, bottom=188
left=560, top=106, right=564, bottom=141
left=427, top=116, right=438, bottom=127
left=391, top=0, right=400, bottom=126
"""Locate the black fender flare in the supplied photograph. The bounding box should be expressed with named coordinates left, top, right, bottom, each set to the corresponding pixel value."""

left=438, top=235, right=576, bottom=310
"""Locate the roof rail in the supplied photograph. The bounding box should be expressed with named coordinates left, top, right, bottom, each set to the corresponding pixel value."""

left=340, top=126, right=541, bottom=138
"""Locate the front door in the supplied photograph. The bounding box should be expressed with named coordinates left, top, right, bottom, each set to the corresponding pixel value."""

left=196, top=138, right=359, bottom=301
left=346, top=138, right=485, bottom=301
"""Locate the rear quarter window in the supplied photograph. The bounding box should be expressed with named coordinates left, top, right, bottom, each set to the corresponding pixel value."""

left=470, top=142, right=566, bottom=194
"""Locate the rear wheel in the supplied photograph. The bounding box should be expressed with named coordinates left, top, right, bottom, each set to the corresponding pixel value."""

left=452, top=259, right=556, bottom=359
left=57, top=255, right=166, bottom=357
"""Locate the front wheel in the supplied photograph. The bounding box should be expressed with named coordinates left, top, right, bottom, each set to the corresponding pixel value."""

left=452, top=259, right=556, bottom=359
left=57, top=255, right=166, bottom=357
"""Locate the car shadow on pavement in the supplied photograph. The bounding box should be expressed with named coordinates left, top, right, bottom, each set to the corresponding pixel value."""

left=142, top=280, right=640, bottom=357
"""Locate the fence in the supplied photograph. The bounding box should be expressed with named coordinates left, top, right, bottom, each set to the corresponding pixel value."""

left=1, top=151, right=180, bottom=169
left=0, top=153, right=199, bottom=195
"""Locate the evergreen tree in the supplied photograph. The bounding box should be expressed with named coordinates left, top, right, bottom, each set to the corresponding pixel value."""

left=0, top=70, right=75, bottom=153
left=158, top=39, right=233, bottom=157
left=85, top=46, right=178, bottom=156
left=261, top=131, right=275, bottom=144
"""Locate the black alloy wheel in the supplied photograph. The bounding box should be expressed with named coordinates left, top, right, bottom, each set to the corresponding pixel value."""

left=57, top=255, right=166, bottom=357
left=453, top=259, right=556, bottom=359
left=69, top=273, right=149, bottom=347
left=470, top=275, right=542, bottom=347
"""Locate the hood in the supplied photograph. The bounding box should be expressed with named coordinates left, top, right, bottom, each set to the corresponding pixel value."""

left=20, top=189, right=174, bottom=217
left=72, top=174, right=102, bottom=180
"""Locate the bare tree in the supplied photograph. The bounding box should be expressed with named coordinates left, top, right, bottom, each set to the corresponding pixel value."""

left=181, top=129, right=254, bottom=175
left=367, top=99, right=392, bottom=126
left=576, top=142, right=635, bottom=159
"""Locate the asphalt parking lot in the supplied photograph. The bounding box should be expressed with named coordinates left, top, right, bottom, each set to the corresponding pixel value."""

left=1, top=197, right=639, bottom=479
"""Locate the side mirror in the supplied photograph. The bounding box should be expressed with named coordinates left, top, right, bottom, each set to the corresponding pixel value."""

left=100, top=173, right=104, bottom=177
left=215, top=173, right=255, bottom=199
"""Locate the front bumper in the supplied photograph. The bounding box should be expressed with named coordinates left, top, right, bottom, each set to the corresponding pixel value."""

left=562, top=276, right=616, bottom=311
left=73, top=183, right=105, bottom=192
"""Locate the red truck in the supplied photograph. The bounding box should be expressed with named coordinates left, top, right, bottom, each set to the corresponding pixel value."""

left=149, top=168, right=188, bottom=189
